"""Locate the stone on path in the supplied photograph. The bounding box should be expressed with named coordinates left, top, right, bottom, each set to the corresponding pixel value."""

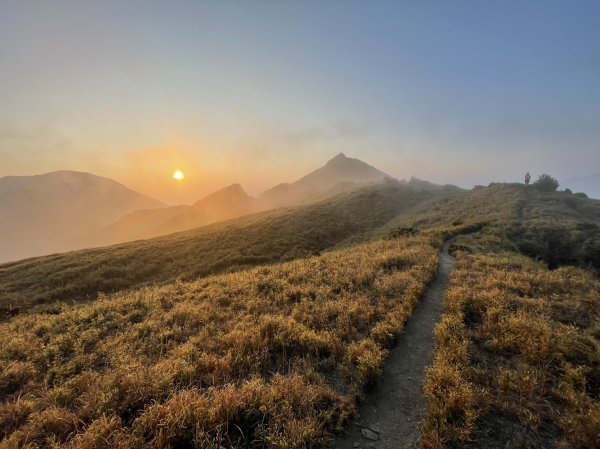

left=361, top=428, right=379, bottom=441
left=369, top=423, right=381, bottom=433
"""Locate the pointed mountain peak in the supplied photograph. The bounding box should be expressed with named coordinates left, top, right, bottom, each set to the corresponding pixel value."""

left=203, top=183, right=248, bottom=198
left=220, top=183, right=246, bottom=194
left=326, top=153, right=348, bottom=165
left=299, top=153, right=392, bottom=187
left=192, top=183, right=251, bottom=208
left=259, top=154, right=394, bottom=207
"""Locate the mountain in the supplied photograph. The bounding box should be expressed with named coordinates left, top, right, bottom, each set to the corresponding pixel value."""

left=82, top=205, right=188, bottom=247
left=85, top=184, right=257, bottom=247
left=0, top=180, right=446, bottom=314
left=84, top=154, right=394, bottom=249
left=6, top=180, right=600, bottom=316
left=1, top=155, right=398, bottom=261
left=148, top=183, right=257, bottom=237
left=0, top=171, right=164, bottom=262
left=564, top=173, right=600, bottom=199
left=259, top=153, right=392, bottom=207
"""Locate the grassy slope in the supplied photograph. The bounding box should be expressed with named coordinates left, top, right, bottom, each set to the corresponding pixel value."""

left=423, top=243, right=600, bottom=449
left=5, top=181, right=598, bottom=318
left=2, top=180, right=600, bottom=447
left=505, top=189, right=600, bottom=269
left=0, top=181, right=444, bottom=317
left=384, top=183, right=600, bottom=272
left=423, top=186, right=600, bottom=449
left=317, top=183, right=520, bottom=253
left=0, top=235, right=440, bottom=448
left=395, top=185, right=600, bottom=448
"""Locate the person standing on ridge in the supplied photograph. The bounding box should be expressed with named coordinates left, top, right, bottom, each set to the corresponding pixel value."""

left=524, top=172, right=531, bottom=189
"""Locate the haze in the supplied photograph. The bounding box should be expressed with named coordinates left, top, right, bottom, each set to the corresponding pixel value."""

left=2, top=2, right=600, bottom=446
left=1, top=0, right=599, bottom=204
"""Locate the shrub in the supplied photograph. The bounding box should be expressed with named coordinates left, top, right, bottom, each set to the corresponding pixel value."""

left=532, top=174, right=559, bottom=192
left=574, top=192, right=588, bottom=198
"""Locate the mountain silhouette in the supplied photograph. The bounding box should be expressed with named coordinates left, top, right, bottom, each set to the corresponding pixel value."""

left=151, top=184, right=257, bottom=236
left=85, top=184, right=257, bottom=246
left=260, top=153, right=392, bottom=207
left=88, top=154, right=395, bottom=247
left=2, top=155, right=397, bottom=260
left=0, top=171, right=164, bottom=262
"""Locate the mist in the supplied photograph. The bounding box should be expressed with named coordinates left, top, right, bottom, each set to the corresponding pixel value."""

left=1, top=3, right=600, bottom=447
left=1, top=1, right=599, bottom=204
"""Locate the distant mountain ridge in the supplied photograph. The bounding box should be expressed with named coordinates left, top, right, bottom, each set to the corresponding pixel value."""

left=260, top=153, right=392, bottom=207
left=152, top=184, right=257, bottom=237
left=84, top=153, right=397, bottom=247
left=0, top=170, right=163, bottom=221
left=1, top=154, right=401, bottom=261
left=83, top=183, right=257, bottom=247
left=0, top=171, right=164, bottom=262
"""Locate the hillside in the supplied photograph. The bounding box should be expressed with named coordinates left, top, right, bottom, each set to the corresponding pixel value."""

left=381, top=183, right=600, bottom=271
left=505, top=188, right=600, bottom=269
left=82, top=154, right=394, bottom=249
left=423, top=230, right=600, bottom=449
left=260, top=153, right=392, bottom=207
left=4, top=182, right=600, bottom=319
left=1, top=179, right=600, bottom=448
left=0, top=235, right=440, bottom=448
left=85, top=184, right=257, bottom=247
left=0, top=171, right=164, bottom=263
left=0, top=180, right=447, bottom=317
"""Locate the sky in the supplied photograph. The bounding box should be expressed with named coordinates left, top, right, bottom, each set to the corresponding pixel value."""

left=1, top=0, right=599, bottom=204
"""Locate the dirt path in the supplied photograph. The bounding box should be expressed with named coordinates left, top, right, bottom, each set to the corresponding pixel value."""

left=334, top=241, right=455, bottom=449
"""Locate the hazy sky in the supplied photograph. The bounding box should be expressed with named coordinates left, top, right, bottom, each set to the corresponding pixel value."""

left=1, top=0, right=599, bottom=204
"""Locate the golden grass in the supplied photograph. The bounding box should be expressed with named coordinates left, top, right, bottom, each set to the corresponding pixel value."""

left=3, top=182, right=598, bottom=321
left=0, top=235, right=440, bottom=448
left=382, top=183, right=524, bottom=233
left=423, top=245, right=600, bottom=449
left=0, top=181, right=442, bottom=319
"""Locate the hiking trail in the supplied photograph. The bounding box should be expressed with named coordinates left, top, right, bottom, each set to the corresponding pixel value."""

left=334, top=241, right=455, bottom=449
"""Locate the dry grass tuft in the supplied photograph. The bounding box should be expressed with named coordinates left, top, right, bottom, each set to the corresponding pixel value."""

left=0, top=235, right=439, bottom=448
left=423, top=245, right=600, bottom=449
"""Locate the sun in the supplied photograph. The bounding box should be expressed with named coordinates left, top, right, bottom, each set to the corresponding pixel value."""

left=172, top=170, right=185, bottom=180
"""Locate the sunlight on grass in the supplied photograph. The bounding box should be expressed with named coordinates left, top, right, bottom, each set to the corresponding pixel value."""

left=0, top=235, right=440, bottom=447
left=423, top=237, right=600, bottom=449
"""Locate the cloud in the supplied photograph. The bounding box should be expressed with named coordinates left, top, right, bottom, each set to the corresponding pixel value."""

left=232, top=120, right=372, bottom=163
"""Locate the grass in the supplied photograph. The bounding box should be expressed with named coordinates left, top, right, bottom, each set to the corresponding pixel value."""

left=505, top=189, right=600, bottom=270
left=423, top=239, right=600, bottom=449
left=386, top=183, right=600, bottom=274
left=0, top=181, right=446, bottom=318
left=3, top=179, right=600, bottom=448
left=381, top=183, right=523, bottom=233
left=0, top=234, right=440, bottom=448
left=4, top=181, right=598, bottom=320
